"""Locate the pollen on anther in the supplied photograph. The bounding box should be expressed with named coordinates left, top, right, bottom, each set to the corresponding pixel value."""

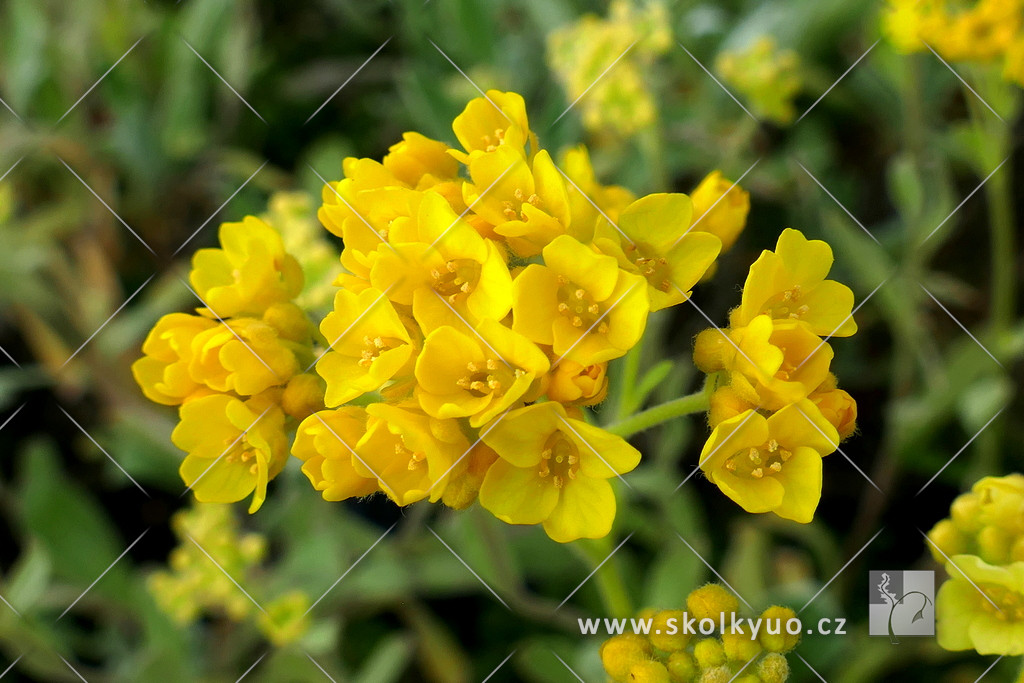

left=769, top=462, right=782, bottom=472
left=572, top=316, right=583, bottom=327
left=751, top=467, right=764, bottom=479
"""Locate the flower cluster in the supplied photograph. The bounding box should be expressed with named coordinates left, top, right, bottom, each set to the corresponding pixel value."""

left=547, top=0, right=672, bottom=136
left=692, top=229, right=858, bottom=523
left=717, top=37, right=803, bottom=126
left=600, top=584, right=798, bottom=683
left=882, top=0, right=1024, bottom=86
left=927, top=473, right=1024, bottom=655
left=148, top=503, right=310, bottom=646
left=135, top=90, right=747, bottom=543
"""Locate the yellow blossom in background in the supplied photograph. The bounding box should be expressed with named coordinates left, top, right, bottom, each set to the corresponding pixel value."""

left=547, top=0, right=671, bottom=137
left=717, top=37, right=802, bottom=125
left=936, top=554, right=1024, bottom=655
left=689, top=171, right=751, bottom=255
left=926, top=473, right=1024, bottom=565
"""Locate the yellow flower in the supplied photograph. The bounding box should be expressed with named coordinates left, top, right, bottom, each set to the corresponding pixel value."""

left=708, top=385, right=756, bottom=429
left=717, top=37, right=802, bottom=125
left=450, top=90, right=537, bottom=163
left=809, top=385, right=857, bottom=441
left=368, top=192, right=513, bottom=332
left=190, top=216, right=304, bottom=318
left=188, top=317, right=300, bottom=396
left=462, top=145, right=571, bottom=257
left=558, top=145, right=636, bottom=243
left=927, top=474, right=1024, bottom=565
left=547, top=360, right=609, bottom=406
left=689, top=171, right=750, bottom=254
left=513, top=235, right=649, bottom=365
left=442, top=443, right=499, bottom=510
left=280, top=373, right=325, bottom=420
left=593, top=193, right=722, bottom=311
left=257, top=591, right=311, bottom=646
left=699, top=400, right=840, bottom=523
left=383, top=131, right=460, bottom=189
left=316, top=287, right=415, bottom=407
left=353, top=404, right=468, bottom=505
left=1005, top=38, right=1024, bottom=85
left=414, top=320, right=549, bottom=427
left=292, top=407, right=379, bottom=501
left=732, top=228, right=857, bottom=338
left=132, top=313, right=217, bottom=405
left=936, top=555, right=1024, bottom=655
left=173, top=393, right=288, bottom=513
left=478, top=402, right=640, bottom=543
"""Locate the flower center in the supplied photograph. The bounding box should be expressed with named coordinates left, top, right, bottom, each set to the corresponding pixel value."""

left=396, top=440, right=427, bottom=471
left=358, top=335, right=403, bottom=368
left=625, top=243, right=672, bottom=292
left=431, top=259, right=481, bottom=303
left=538, top=431, right=580, bottom=489
left=765, top=285, right=810, bottom=321
left=481, top=127, right=506, bottom=153
left=502, top=187, right=543, bottom=221
left=724, top=439, right=792, bottom=479
left=555, top=275, right=609, bottom=333
left=456, top=358, right=523, bottom=397
left=980, top=584, right=1024, bottom=621
left=223, top=440, right=261, bottom=475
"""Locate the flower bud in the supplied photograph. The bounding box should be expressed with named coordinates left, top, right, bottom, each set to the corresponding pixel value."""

left=601, top=634, right=653, bottom=681
left=757, top=606, right=800, bottom=653
left=687, top=584, right=739, bottom=622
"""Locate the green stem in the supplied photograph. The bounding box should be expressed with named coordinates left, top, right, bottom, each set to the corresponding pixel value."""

left=578, top=536, right=633, bottom=618
left=605, top=385, right=711, bottom=439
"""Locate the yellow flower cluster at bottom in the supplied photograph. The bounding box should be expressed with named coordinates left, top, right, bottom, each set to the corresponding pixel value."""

left=692, top=229, right=858, bottom=523
left=600, top=584, right=798, bottom=683
left=927, top=473, right=1024, bottom=655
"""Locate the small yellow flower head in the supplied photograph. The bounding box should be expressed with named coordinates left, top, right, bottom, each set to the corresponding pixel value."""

left=757, top=606, right=801, bottom=652
left=1005, top=38, right=1024, bottom=86
left=558, top=145, right=636, bottom=243
left=132, top=313, right=217, bottom=405
left=479, top=402, right=641, bottom=542
left=757, top=652, right=791, bottom=683
left=928, top=474, right=1024, bottom=565
left=601, top=633, right=654, bottom=681
left=689, top=171, right=750, bottom=255
left=384, top=131, right=460, bottom=188
left=280, top=373, right=325, bottom=421
left=451, top=89, right=536, bottom=163
left=514, top=234, right=650, bottom=365
left=316, top=287, right=415, bottom=406
left=733, top=229, right=857, bottom=338
left=692, top=638, right=727, bottom=669
left=699, top=401, right=840, bottom=523
left=927, top=519, right=970, bottom=561
left=692, top=328, right=728, bottom=374
left=809, top=386, right=857, bottom=441
left=721, top=623, right=762, bottom=662
left=649, top=609, right=692, bottom=652
left=687, top=584, right=740, bottom=622
left=707, top=386, right=755, bottom=430
left=189, top=318, right=300, bottom=396
left=881, top=0, right=941, bottom=53
left=173, top=393, right=289, bottom=513
left=666, top=651, right=699, bottom=682
left=442, top=443, right=498, bottom=510
left=593, top=193, right=722, bottom=311
left=627, top=660, right=671, bottom=683
left=936, top=554, right=1024, bottom=655
left=257, top=590, right=311, bottom=646
left=414, top=320, right=549, bottom=427
left=717, top=37, right=802, bottom=125
left=547, top=359, right=609, bottom=406
left=190, top=216, right=304, bottom=318
left=292, top=407, right=379, bottom=501
left=696, top=663, right=729, bottom=682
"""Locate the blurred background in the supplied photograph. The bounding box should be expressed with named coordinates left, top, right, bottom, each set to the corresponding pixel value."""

left=0, top=0, right=1022, bottom=681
